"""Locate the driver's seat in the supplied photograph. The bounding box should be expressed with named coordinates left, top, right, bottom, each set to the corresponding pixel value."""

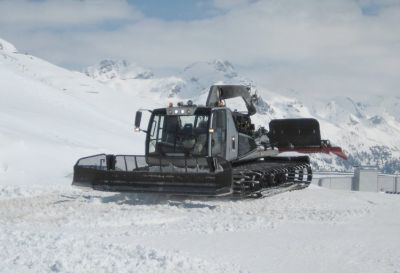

left=182, top=123, right=193, bottom=135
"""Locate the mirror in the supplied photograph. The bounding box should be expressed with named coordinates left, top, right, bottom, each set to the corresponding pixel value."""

left=134, top=111, right=142, bottom=131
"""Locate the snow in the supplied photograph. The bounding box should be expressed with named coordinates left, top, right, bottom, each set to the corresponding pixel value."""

left=0, top=38, right=17, bottom=53
left=1, top=37, right=400, bottom=272
left=0, top=40, right=159, bottom=185
left=1, top=185, right=399, bottom=273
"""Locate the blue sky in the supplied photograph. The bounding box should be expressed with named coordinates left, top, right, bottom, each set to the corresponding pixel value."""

left=128, top=0, right=219, bottom=21
left=0, top=0, right=399, bottom=98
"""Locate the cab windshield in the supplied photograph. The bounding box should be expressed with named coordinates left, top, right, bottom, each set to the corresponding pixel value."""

left=147, top=114, right=210, bottom=156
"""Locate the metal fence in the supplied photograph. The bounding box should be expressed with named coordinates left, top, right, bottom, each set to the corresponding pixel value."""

left=75, top=154, right=225, bottom=174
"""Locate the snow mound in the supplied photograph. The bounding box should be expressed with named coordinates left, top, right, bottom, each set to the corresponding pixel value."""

left=0, top=38, right=17, bottom=53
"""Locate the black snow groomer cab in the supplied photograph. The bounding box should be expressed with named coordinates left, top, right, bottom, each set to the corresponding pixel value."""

left=73, top=85, right=346, bottom=197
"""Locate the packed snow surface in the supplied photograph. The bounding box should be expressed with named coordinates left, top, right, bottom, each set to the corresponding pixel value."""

left=1, top=185, right=400, bottom=273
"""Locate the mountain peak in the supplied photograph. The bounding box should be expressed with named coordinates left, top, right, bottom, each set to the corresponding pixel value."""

left=183, top=59, right=238, bottom=80
left=0, top=38, right=17, bottom=53
left=211, top=59, right=237, bottom=78
left=85, top=59, right=153, bottom=81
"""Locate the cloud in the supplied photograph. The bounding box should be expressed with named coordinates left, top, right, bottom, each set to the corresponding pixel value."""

left=0, top=0, right=399, bottom=98
left=0, top=0, right=142, bottom=26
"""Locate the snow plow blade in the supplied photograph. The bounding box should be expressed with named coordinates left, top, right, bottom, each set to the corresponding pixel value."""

left=72, top=154, right=233, bottom=196
left=269, top=118, right=347, bottom=159
left=269, top=118, right=322, bottom=147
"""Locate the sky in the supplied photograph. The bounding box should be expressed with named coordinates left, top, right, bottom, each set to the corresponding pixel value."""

left=0, top=0, right=399, bottom=98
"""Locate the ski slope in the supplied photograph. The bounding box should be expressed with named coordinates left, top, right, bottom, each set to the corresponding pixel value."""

left=1, top=38, right=400, bottom=273
left=0, top=38, right=156, bottom=185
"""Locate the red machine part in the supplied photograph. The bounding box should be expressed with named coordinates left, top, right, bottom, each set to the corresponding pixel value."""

left=278, top=140, right=348, bottom=160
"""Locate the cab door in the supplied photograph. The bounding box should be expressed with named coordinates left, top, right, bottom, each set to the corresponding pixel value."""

left=225, top=110, right=238, bottom=160
left=210, top=109, right=226, bottom=158
left=210, top=109, right=238, bottom=160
